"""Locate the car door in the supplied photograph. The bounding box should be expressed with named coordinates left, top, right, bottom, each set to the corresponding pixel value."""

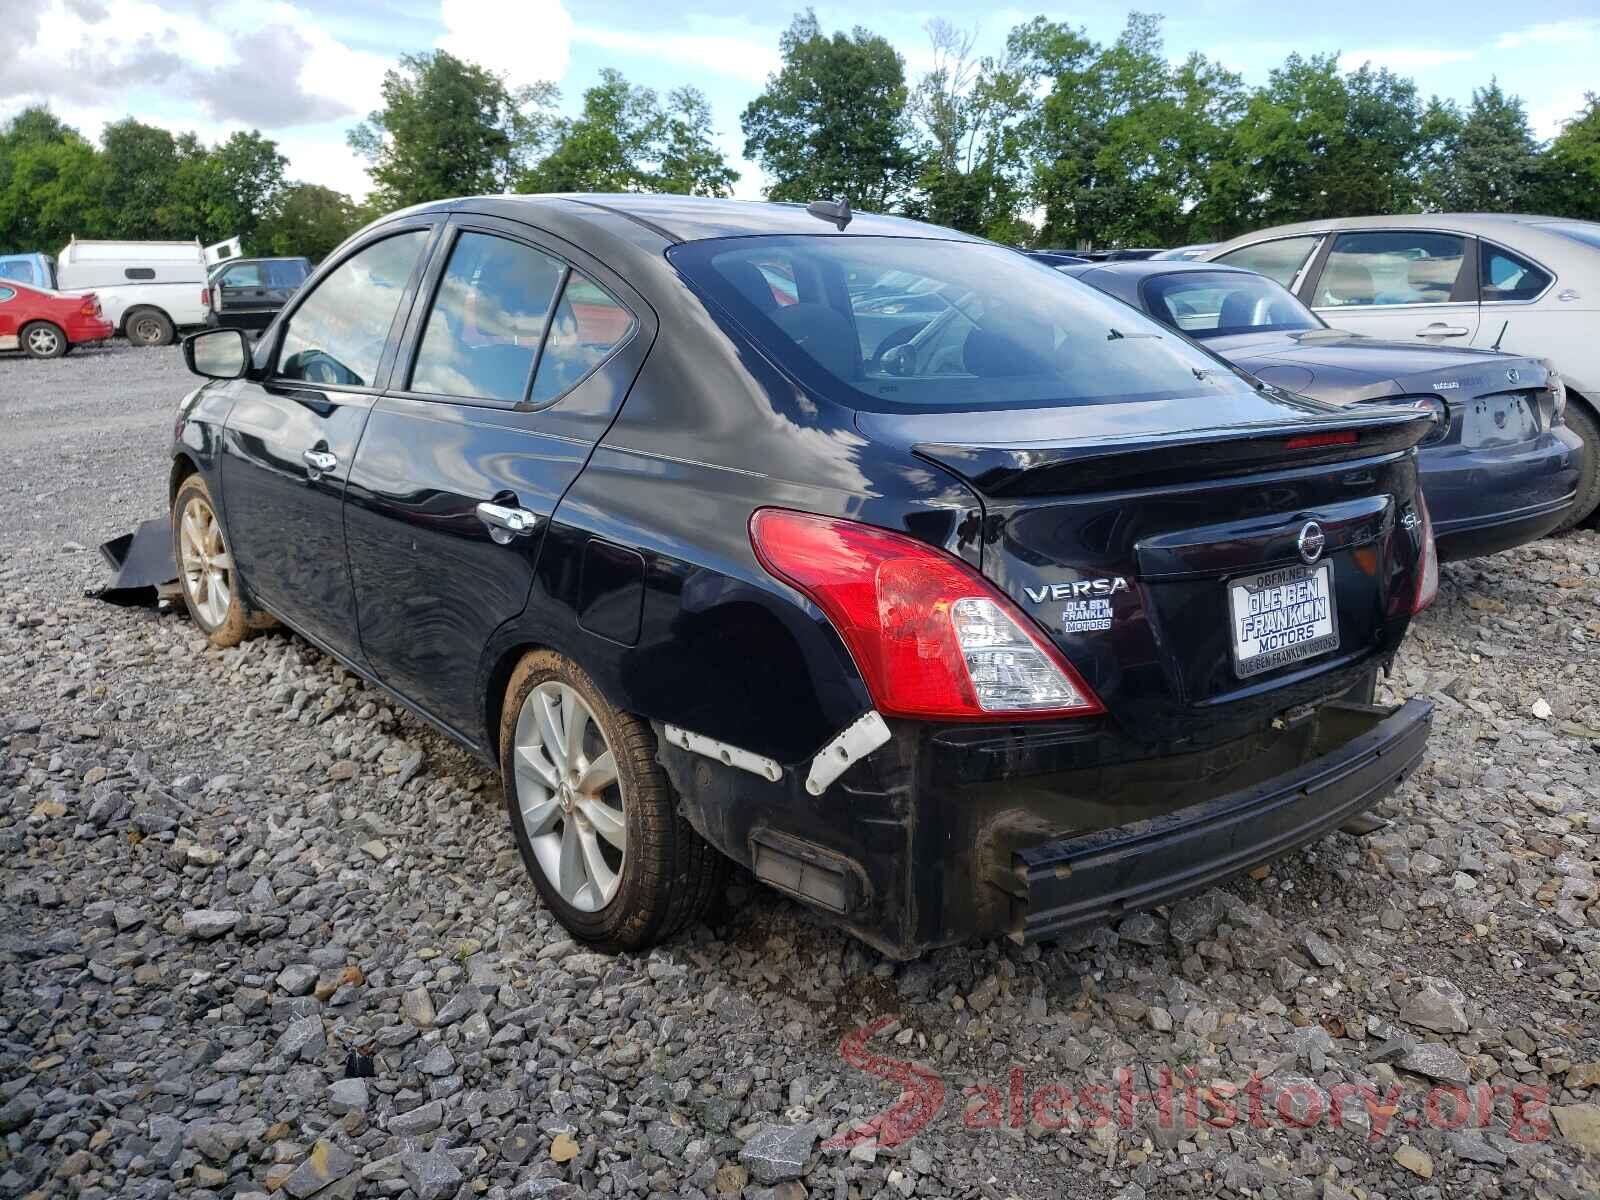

left=343, top=214, right=648, bottom=737
left=1300, top=229, right=1481, bottom=343
left=219, top=223, right=437, bottom=663
left=216, top=261, right=268, bottom=328
left=0, top=286, right=18, bottom=350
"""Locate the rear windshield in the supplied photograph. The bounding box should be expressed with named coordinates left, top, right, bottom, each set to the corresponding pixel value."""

left=669, top=236, right=1256, bottom=411
left=1142, top=270, right=1321, bottom=338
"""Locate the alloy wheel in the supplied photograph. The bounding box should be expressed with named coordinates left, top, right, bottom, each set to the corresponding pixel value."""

left=26, top=326, right=60, bottom=356
left=511, top=681, right=626, bottom=912
left=177, top=496, right=232, bottom=628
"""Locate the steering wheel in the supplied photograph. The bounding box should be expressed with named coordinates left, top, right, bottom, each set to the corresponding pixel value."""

left=869, top=324, right=921, bottom=376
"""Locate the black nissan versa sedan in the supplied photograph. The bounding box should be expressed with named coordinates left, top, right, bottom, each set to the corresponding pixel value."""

left=170, top=195, right=1438, bottom=958
left=1060, top=259, right=1584, bottom=562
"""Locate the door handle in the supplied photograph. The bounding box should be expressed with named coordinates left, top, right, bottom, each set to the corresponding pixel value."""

left=1416, top=324, right=1469, bottom=337
left=477, top=501, right=543, bottom=544
left=302, top=447, right=337, bottom=479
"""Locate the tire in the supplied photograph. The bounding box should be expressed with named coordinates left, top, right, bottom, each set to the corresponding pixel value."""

left=1555, top=399, right=1600, bottom=532
left=500, top=650, right=726, bottom=952
left=20, top=321, right=66, bottom=359
left=171, top=474, right=254, bottom=647
left=125, top=307, right=175, bottom=347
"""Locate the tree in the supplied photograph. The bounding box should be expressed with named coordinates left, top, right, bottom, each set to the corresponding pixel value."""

left=97, top=119, right=182, bottom=239
left=741, top=11, right=915, bottom=209
left=257, top=184, right=362, bottom=261
left=1012, top=14, right=1245, bottom=248
left=903, top=20, right=1033, bottom=241
left=349, top=50, right=557, bottom=207
left=523, top=69, right=666, bottom=192
left=1420, top=82, right=1544, bottom=212
left=0, top=109, right=107, bottom=253
left=657, top=88, right=739, bottom=197
left=1539, top=94, right=1600, bottom=219
left=1234, top=55, right=1427, bottom=226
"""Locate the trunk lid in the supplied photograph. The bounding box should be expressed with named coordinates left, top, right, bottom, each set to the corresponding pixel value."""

left=857, top=395, right=1433, bottom=749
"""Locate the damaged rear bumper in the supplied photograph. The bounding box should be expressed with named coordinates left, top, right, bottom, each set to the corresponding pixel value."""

left=999, top=698, right=1431, bottom=944
left=658, top=690, right=1432, bottom=959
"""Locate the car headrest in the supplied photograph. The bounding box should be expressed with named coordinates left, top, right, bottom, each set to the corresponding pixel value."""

left=1218, top=291, right=1259, bottom=329
left=1321, top=258, right=1374, bottom=304
left=768, top=302, right=858, bottom=379
left=1407, top=255, right=1458, bottom=300
left=962, top=314, right=1055, bottom=377
left=721, top=260, right=781, bottom=314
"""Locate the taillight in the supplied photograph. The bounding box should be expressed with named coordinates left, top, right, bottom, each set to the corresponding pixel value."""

left=201, top=287, right=210, bottom=308
left=1361, top=395, right=1451, bottom=445
left=79, top=298, right=96, bottom=317
left=749, top=509, right=1104, bottom=721
left=1412, top=493, right=1438, bottom=614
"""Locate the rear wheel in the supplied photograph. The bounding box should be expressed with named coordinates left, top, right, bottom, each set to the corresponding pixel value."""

left=125, top=307, right=175, bottom=347
left=21, top=321, right=66, bottom=358
left=500, top=650, right=725, bottom=952
left=1554, top=399, right=1600, bottom=532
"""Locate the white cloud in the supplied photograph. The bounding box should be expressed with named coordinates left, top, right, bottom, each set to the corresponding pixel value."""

left=573, top=26, right=780, bottom=87
left=1495, top=19, right=1600, bottom=50
left=1336, top=48, right=1476, bottom=74
left=436, top=0, right=572, bottom=89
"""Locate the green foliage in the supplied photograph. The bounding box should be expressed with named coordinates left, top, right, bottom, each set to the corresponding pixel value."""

left=741, top=11, right=915, bottom=210
left=0, top=108, right=288, bottom=254
left=257, top=184, right=363, bottom=262
left=1236, top=55, right=1426, bottom=227
left=901, top=20, right=1034, bottom=241
left=349, top=50, right=557, bottom=207
left=1419, top=81, right=1544, bottom=212
left=5, top=24, right=1599, bottom=261
left=1538, top=93, right=1600, bottom=220
left=519, top=72, right=737, bottom=196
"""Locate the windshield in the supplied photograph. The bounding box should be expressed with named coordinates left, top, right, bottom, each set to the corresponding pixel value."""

left=669, top=236, right=1256, bottom=412
left=1142, top=270, right=1321, bottom=338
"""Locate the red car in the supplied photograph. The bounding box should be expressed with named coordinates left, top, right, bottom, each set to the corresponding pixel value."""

left=0, top=280, right=113, bottom=358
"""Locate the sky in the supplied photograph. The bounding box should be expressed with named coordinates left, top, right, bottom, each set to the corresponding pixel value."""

left=5, top=0, right=1599, bottom=204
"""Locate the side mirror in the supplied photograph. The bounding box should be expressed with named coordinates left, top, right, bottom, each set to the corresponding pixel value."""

left=184, top=328, right=250, bottom=380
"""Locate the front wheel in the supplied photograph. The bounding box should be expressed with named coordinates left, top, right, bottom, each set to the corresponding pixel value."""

left=500, top=651, right=725, bottom=952
left=171, top=475, right=254, bottom=647
left=21, top=321, right=66, bottom=358
left=1554, top=400, right=1600, bottom=531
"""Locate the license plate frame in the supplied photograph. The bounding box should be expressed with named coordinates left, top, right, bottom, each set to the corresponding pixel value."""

left=1227, top=561, right=1340, bottom=679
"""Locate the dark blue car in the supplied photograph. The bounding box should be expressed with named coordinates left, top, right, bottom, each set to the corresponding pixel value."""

left=1065, top=259, right=1585, bottom=561
left=169, top=195, right=1437, bottom=957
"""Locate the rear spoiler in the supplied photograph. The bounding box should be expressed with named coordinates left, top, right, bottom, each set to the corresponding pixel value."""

left=916, top=410, right=1434, bottom=499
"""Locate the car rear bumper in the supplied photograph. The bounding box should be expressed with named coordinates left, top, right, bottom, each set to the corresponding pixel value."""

left=659, top=675, right=1431, bottom=958
left=65, top=316, right=114, bottom=343
left=1002, top=698, right=1431, bottom=944
left=1421, top=426, right=1583, bottom=561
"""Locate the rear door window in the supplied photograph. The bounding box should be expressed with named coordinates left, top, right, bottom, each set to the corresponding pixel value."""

left=1480, top=244, right=1551, bottom=302
left=266, top=260, right=310, bottom=288
left=1312, top=231, right=1467, bottom=307
left=409, top=231, right=567, bottom=403
left=276, top=230, right=428, bottom=388
left=1212, top=236, right=1323, bottom=288
left=528, top=274, right=635, bottom=407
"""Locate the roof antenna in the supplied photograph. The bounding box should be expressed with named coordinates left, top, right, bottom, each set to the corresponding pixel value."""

left=806, top=196, right=852, bottom=231
left=1490, top=320, right=1508, bottom=352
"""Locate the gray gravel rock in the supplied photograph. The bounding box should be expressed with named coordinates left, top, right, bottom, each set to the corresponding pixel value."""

left=739, top=1124, right=817, bottom=1183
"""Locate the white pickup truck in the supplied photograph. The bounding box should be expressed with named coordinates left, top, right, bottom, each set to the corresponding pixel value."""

left=55, top=238, right=219, bottom=346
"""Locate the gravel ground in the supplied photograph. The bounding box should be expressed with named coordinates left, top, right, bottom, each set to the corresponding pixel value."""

left=2, top=341, right=1598, bottom=1200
